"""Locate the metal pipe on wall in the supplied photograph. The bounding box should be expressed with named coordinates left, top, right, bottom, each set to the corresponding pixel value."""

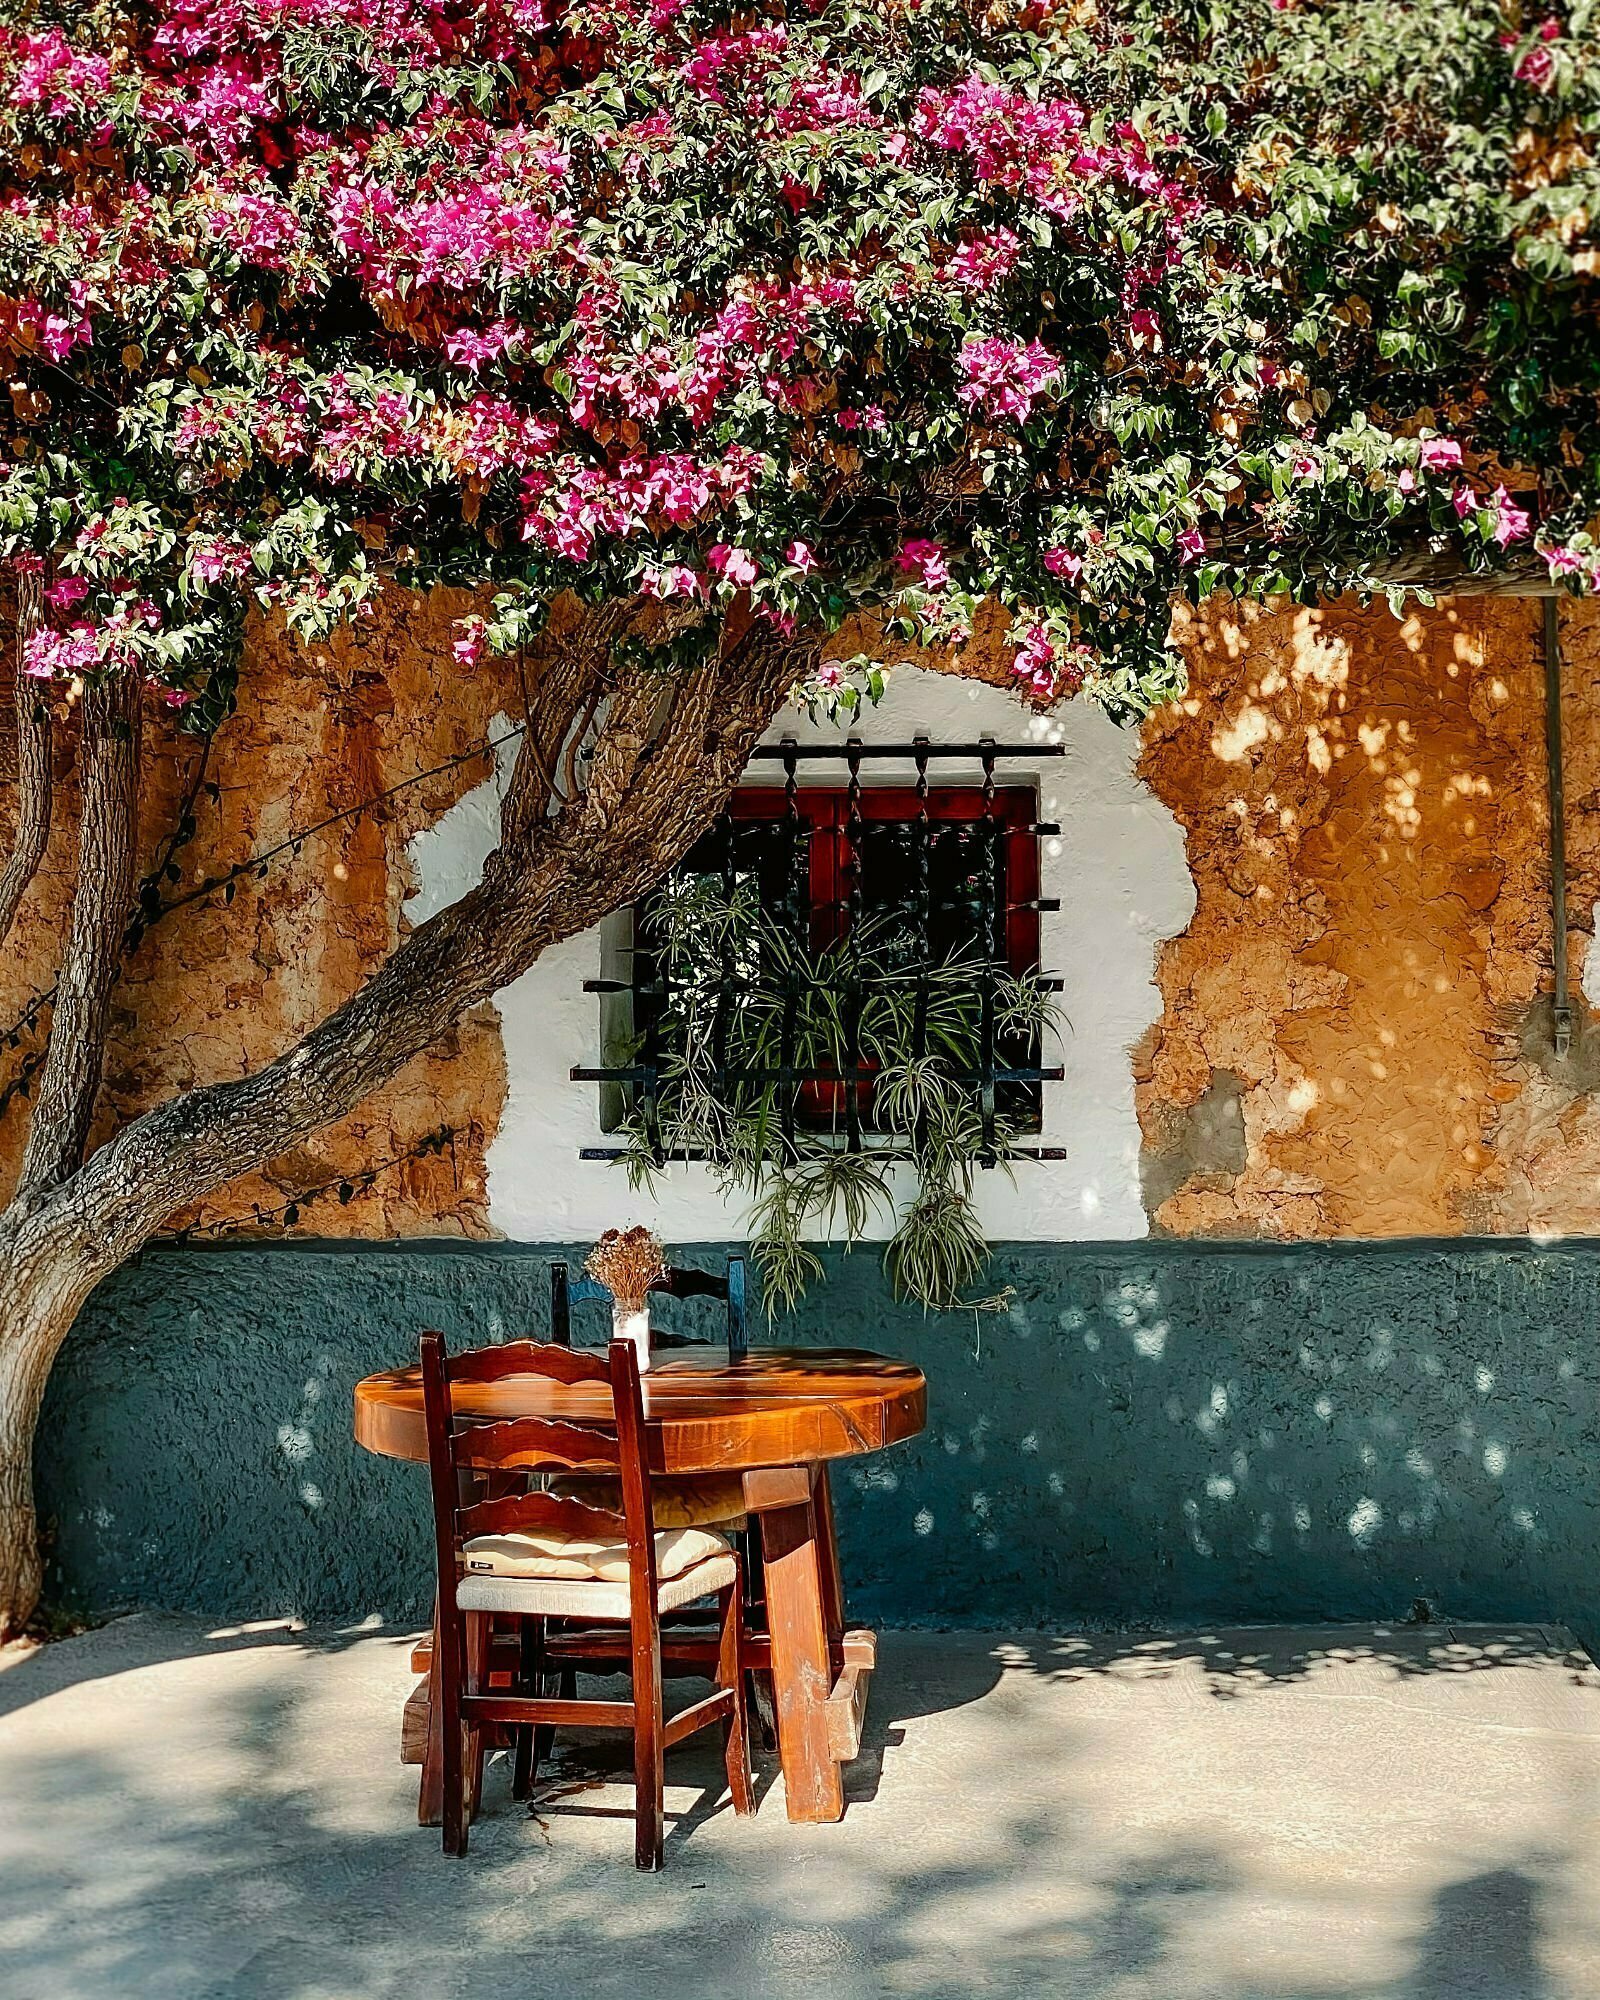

left=1543, top=594, right=1575, bottom=1057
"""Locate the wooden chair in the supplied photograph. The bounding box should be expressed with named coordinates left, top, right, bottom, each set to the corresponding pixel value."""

left=550, top=1254, right=748, bottom=1360
left=420, top=1330, right=753, bottom=1869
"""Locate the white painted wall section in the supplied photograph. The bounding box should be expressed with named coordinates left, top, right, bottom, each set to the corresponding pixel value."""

left=406, top=668, right=1195, bottom=1242
left=1583, top=903, right=1600, bottom=1010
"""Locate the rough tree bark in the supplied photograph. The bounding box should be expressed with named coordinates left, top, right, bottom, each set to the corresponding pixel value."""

left=17, top=668, right=141, bottom=1200
left=0, top=568, right=51, bottom=955
left=0, top=603, right=809, bottom=1633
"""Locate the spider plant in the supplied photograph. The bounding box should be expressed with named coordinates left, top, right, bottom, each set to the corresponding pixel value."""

left=615, top=881, right=1063, bottom=1314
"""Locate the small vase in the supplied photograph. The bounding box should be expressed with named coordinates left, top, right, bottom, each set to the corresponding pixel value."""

left=615, top=1304, right=652, bottom=1373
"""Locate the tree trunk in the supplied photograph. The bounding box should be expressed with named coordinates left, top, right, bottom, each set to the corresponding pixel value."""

left=0, top=608, right=808, bottom=1634
left=18, top=668, right=141, bottom=1198
left=0, top=1209, right=105, bottom=1634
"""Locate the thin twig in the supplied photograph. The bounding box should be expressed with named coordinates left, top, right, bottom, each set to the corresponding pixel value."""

left=559, top=686, right=603, bottom=806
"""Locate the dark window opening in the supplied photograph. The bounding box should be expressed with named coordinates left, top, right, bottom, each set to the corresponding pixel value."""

left=593, top=778, right=1055, bottom=1153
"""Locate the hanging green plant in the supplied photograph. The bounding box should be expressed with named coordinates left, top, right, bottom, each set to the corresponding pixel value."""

left=617, top=877, right=1061, bottom=1316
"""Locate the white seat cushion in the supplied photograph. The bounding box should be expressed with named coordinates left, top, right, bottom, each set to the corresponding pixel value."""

left=462, top=1522, right=730, bottom=1585
left=457, top=1552, right=738, bottom=1619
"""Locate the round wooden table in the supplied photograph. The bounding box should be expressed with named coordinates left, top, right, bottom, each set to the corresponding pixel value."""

left=353, top=1344, right=926, bottom=1824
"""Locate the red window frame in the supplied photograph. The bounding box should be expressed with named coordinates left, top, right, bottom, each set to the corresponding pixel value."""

left=725, top=785, right=1042, bottom=973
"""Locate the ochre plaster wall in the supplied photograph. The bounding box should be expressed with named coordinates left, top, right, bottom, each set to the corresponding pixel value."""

left=1137, top=595, right=1600, bottom=1238
left=0, top=587, right=516, bottom=1236
left=3, top=588, right=1598, bottom=1244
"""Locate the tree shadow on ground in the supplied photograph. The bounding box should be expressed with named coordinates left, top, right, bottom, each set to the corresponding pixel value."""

left=993, top=1620, right=1599, bottom=1696
left=1, top=1615, right=1594, bottom=2000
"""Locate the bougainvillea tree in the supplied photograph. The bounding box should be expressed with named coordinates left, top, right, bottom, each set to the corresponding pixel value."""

left=0, top=0, right=1595, bottom=1629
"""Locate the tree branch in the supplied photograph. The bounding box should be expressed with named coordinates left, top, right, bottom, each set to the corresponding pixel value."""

left=16, top=671, right=141, bottom=1200
left=42, top=610, right=807, bottom=1261
left=499, top=600, right=633, bottom=844
left=600, top=617, right=801, bottom=863
left=0, top=570, right=52, bottom=953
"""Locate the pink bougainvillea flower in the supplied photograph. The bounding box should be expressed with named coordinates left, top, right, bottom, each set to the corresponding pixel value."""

left=956, top=335, right=1059, bottom=422
left=1043, top=547, right=1083, bottom=584
left=1518, top=46, right=1555, bottom=90
left=11, top=29, right=113, bottom=115
left=916, top=74, right=1085, bottom=191
left=1417, top=438, right=1464, bottom=472
left=1452, top=486, right=1480, bottom=520
left=786, top=540, right=816, bottom=574
left=14, top=297, right=95, bottom=362
left=444, top=321, right=520, bottom=371
left=1397, top=468, right=1417, bottom=494
left=451, top=616, right=488, bottom=666
left=45, top=575, right=88, bottom=609
left=639, top=563, right=702, bottom=599
left=707, top=543, right=759, bottom=587
left=841, top=404, right=888, bottom=433
left=443, top=399, right=560, bottom=480
left=208, top=192, right=300, bottom=270
left=189, top=537, right=254, bottom=587
left=1515, top=21, right=1562, bottom=91
left=23, top=621, right=99, bottom=679
left=1490, top=485, right=1531, bottom=547
left=949, top=227, right=1021, bottom=293
left=1176, top=527, right=1206, bottom=563
left=1545, top=546, right=1585, bottom=577
left=896, top=538, right=951, bottom=590
left=1010, top=621, right=1058, bottom=697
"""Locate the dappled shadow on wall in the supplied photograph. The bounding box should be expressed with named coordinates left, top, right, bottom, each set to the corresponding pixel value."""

left=818, top=1244, right=1600, bottom=1645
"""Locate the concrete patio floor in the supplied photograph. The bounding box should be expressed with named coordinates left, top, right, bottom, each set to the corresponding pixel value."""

left=3, top=1616, right=1599, bottom=1999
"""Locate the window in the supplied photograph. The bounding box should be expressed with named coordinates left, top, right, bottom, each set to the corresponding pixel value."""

left=581, top=742, right=1063, bottom=1162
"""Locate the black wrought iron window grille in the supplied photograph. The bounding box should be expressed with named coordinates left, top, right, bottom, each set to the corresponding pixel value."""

left=577, top=737, right=1068, bottom=1166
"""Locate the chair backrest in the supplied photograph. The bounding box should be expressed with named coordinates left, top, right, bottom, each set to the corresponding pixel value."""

left=419, top=1332, right=659, bottom=1616
left=549, top=1255, right=748, bottom=1359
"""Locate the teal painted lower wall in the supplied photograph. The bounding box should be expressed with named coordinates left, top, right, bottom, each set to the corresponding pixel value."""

left=33, top=1238, right=1600, bottom=1646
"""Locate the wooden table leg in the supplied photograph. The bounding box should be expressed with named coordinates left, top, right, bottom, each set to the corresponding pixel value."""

left=813, top=1465, right=846, bottom=1643
left=808, top=1465, right=875, bottom=1767
left=760, top=1485, right=845, bottom=1824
